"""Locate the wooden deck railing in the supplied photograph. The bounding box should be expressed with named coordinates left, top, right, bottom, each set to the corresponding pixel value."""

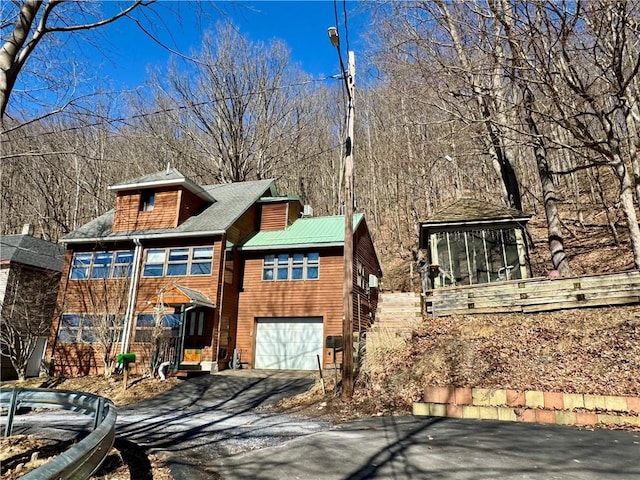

left=425, top=270, right=640, bottom=316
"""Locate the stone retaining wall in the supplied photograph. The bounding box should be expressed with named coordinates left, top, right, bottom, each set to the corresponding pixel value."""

left=413, top=386, right=640, bottom=427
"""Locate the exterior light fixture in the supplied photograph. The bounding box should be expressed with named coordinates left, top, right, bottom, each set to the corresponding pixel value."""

left=328, top=27, right=340, bottom=48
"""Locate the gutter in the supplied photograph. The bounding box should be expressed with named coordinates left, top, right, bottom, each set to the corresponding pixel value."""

left=62, top=229, right=226, bottom=245
left=238, top=241, right=345, bottom=252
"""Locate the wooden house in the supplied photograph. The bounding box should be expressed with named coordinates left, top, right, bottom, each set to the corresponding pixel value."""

left=47, top=168, right=382, bottom=375
left=419, top=198, right=531, bottom=289
left=1, top=226, right=64, bottom=379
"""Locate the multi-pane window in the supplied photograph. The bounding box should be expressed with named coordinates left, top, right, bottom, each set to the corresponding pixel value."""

left=134, top=313, right=181, bottom=342
left=142, top=246, right=213, bottom=277
left=262, top=252, right=319, bottom=281
left=57, top=314, right=123, bottom=344
left=70, top=251, right=134, bottom=280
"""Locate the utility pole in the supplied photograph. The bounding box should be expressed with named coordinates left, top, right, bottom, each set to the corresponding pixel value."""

left=342, top=50, right=355, bottom=399
left=328, top=27, right=356, bottom=399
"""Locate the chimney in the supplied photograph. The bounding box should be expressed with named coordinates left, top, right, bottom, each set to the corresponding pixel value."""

left=21, top=224, right=34, bottom=236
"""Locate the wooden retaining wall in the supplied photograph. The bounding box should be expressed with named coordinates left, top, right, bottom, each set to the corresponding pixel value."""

left=426, top=270, right=640, bottom=316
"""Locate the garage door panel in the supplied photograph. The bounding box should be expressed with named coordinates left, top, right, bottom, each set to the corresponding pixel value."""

left=255, top=317, right=323, bottom=370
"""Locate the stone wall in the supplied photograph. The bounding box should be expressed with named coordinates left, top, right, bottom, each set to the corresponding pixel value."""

left=413, top=385, right=640, bottom=427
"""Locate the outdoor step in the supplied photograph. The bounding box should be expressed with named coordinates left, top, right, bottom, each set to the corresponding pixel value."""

left=178, top=362, right=202, bottom=371
left=377, top=306, right=423, bottom=314
left=376, top=312, right=423, bottom=320
left=380, top=295, right=422, bottom=304
left=173, top=369, right=209, bottom=379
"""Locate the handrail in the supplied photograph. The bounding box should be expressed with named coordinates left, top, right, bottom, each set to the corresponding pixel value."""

left=0, top=387, right=117, bottom=480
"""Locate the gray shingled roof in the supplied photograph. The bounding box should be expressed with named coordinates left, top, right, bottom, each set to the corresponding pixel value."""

left=108, top=167, right=214, bottom=202
left=422, top=198, right=530, bottom=226
left=0, top=235, right=65, bottom=271
left=63, top=178, right=277, bottom=243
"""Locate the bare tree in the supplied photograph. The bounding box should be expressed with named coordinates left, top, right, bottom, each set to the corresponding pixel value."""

left=0, top=0, right=154, bottom=121
left=526, top=0, right=640, bottom=269
left=156, top=23, right=315, bottom=183
left=1, top=266, right=60, bottom=380
left=76, top=275, right=130, bottom=377
left=488, top=0, right=572, bottom=275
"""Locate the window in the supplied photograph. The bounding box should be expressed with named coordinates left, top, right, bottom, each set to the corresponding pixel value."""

left=262, top=252, right=320, bottom=281
left=70, top=253, right=92, bottom=280
left=191, top=247, right=213, bottom=275
left=357, top=261, right=367, bottom=289
left=113, top=251, right=134, bottom=277
left=57, top=314, right=122, bottom=344
left=70, top=250, right=134, bottom=280
left=58, top=314, right=81, bottom=343
left=91, top=252, right=113, bottom=279
left=142, top=246, right=213, bottom=277
left=430, top=228, right=523, bottom=287
left=186, top=311, right=205, bottom=336
left=143, top=249, right=166, bottom=277
left=134, top=313, right=181, bottom=342
left=167, top=248, right=189, bottom=276
left=140, top=190, right=155, bottom=211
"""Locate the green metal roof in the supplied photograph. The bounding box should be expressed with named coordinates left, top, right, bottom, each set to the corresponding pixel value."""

left=240, top=214, right=364, bottom=250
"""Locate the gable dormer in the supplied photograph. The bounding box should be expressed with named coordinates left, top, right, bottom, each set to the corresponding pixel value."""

left=258, top=196, right=303, bottom=231
left=109, top=168, right=214, bottom=232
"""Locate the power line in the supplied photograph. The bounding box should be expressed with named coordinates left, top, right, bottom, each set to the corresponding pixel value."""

left=1, top=76, right=337, bottom=142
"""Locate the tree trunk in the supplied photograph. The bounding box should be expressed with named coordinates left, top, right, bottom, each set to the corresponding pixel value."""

left=613, top=153, right=640, bottom=269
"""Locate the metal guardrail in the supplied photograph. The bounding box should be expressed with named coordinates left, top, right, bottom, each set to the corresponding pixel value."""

left=0, top=387, right=117, bottom=480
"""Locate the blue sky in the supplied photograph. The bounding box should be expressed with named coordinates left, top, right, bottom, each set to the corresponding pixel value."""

left=95, top=1, right=369, bottom=90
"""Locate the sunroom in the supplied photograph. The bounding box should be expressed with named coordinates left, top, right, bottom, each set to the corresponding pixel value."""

left=419, top=198, right=532, bottom=289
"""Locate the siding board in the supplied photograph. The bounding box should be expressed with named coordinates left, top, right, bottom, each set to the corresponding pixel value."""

left=236, top=250, right=343, bottom=368
left=260, top=203, right=289, bottom=231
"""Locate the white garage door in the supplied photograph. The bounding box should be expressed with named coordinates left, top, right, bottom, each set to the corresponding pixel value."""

left=255, top=317, right=323, bottom=370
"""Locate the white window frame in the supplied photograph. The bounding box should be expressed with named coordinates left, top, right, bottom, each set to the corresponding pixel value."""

left=262, top=252, right=319, bottom=281
left=70, top=250, right=134, bottom=280
left=142, top=246, right=214, bottom=278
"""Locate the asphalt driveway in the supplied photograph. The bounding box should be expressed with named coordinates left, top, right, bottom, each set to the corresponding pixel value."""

left=115, top=371, right=640, bottom=480
left=4, top=371, right=640, bottom=479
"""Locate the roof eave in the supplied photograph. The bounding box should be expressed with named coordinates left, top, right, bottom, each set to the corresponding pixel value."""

left=62, top=229, right=227, bottom=245
left=421, top=217, right=530, bottom=229
left=239, top=241, right=344, bottom=251
left=108, top=178, right=215, bottom=202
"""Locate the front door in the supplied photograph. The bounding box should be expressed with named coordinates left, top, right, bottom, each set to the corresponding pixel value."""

left=183, top=309, right=209, bottom=363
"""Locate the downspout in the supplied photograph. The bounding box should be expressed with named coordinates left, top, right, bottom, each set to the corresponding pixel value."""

left=120, top=238, right=143, bottom=355
left=214, top=235, right=228, bottom=369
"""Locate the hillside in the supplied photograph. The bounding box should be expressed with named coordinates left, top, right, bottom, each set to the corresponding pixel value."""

left=355, top=205, right=640, bottom=415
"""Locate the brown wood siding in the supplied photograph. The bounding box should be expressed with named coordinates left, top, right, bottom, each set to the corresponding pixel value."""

left=53, top=343, right=156, bottom=376
left=353, top=222, right=382, bottom=330
left=259, top=203, right=288, bottom=231
left=227, top=204, right=260, bottom=245
left=112, top=187, right=181, bottom=232
left=133, top=239, right=224, bottom=364
left=178, top=189, right=209, bottom=225
left=218, top=250, right=241, bottom=368
left=287, top=201, right=302, bottom=226
left=49, top=237, right=224, bottom=374
left=48, top=249, right=74, bottom=364
left=236, top=248, right=344, bottom=368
